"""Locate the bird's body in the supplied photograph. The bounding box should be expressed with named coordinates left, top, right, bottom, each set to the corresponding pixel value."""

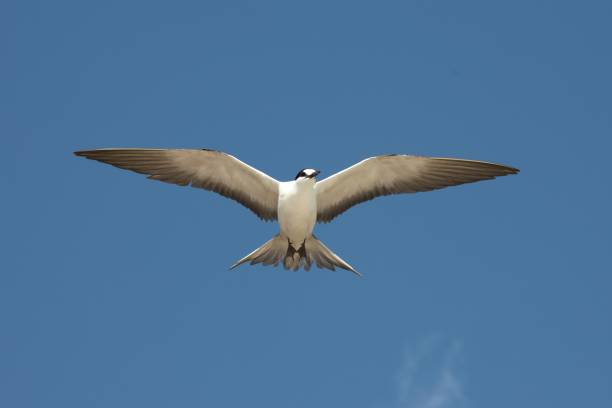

left=74, top=148, right=519, bottom=276
left=278, top=177, right=317, bottom=250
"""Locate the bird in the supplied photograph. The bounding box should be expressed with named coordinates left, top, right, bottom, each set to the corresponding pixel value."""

left=74, top=148, right=519, bottom=276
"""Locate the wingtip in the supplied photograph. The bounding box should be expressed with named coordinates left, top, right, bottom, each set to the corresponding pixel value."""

left=503, top=164, right=520, bottom=175
left=74, top=149, right=97, bottom=158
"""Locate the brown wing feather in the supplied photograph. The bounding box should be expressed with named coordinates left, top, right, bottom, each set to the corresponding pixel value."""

left=316, top=155, right=519, bottom=223
left=74, top=148, right=279, bottom=220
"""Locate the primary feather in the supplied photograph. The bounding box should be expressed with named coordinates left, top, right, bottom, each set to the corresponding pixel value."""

left=74, top=148, right=279, bottom=220
left=315, top=155, right=519, bottom=222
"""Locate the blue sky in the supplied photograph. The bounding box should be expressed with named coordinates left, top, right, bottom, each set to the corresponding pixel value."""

left=3, top=1, right=611, bottom=407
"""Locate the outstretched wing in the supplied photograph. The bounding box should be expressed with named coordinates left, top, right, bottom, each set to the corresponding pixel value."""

left=315, top=155, right=519, bottom=223
left=74, top=148, right=279, bottom=220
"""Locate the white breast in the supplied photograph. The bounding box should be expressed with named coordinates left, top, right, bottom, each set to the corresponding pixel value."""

left=278, top=179, right=317, bottom=249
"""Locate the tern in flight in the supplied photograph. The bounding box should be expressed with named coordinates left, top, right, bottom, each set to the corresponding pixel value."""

left=74, top=148, right=519, bottom=276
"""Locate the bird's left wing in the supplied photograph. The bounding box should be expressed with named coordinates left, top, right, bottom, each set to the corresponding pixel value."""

left=315, top=155, right=519, bottom=223
left=74, top=148, right=279, bottom=220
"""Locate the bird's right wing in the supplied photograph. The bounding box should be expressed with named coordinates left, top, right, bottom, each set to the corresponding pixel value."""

left=316, top=155, right=519, bottom=223
left=74, top=148, right=279, bottom=220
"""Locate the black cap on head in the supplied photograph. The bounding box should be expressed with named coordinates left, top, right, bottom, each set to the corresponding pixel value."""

left=295, top=168, right=320, bottom=180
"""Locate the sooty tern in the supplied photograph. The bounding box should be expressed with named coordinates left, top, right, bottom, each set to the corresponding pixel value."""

left=74, top=148, right=519, bottom=276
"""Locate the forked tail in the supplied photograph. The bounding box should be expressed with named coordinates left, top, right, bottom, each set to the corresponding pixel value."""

left=230, top=234, right=360, bottom=276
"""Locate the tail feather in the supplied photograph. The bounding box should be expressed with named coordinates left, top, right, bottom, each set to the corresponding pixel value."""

left=230, top=234, right=287, bottom=270
left=307, top=235, right=360, bottom=276
left=230, top=234, right=360, bottom=276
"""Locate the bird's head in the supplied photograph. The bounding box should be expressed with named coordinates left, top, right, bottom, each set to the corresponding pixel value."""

left=295, top=168, right=321, bottom=181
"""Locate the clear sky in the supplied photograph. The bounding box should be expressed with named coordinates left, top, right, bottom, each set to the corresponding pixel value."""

left=3, top=1, right=612, bottom=407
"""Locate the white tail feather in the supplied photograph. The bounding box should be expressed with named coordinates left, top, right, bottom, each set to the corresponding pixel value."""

left=230, top=234, right=360, bottom=276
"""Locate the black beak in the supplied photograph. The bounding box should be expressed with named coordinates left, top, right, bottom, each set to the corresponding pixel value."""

left=313, top=170, right=320, bottom=178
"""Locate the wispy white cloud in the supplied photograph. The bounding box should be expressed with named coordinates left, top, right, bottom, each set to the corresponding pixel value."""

left=392, top=336, right=466, bottom=408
